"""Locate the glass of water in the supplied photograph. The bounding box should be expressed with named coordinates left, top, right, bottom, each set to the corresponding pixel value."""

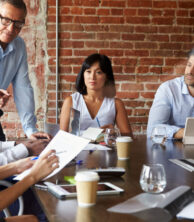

left=104, top=128, right=120, bottom=147
left=151, top=126, right=167, bottom=144
left=139, top=164, right=167, bottom=194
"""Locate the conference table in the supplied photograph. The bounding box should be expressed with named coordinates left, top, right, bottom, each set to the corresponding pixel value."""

left=33, top=135, right=194, bottom=222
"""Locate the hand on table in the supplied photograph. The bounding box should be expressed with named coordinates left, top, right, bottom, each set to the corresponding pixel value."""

left=29, top=131, right=52, bottom=140
left=22, top=139, right=50, bottom=156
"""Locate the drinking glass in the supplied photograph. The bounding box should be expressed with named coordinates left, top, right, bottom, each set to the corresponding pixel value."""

left=139, top=164, right=167, bottom=194
left=104, top=128, right=120, bottom=147
left=151, top=126, right=167, bottom=144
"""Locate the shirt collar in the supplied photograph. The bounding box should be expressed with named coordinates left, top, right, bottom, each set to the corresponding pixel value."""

left=0, top=37, right=17, bottom=57
left=181, top=76, right=190, bottom=95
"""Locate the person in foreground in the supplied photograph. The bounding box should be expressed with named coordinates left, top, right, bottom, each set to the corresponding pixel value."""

left=0, top=0, right=50, bottom=140
left=147, top=49, right=194, bottom=139
left=0, top=149, right=59, bottom=222
left=60, top=53, right=133, bottom=137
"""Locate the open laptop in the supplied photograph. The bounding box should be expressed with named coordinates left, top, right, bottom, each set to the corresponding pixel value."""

left=183, top=117, right=194, bottom=145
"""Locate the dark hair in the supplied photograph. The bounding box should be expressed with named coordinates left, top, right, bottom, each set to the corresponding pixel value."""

left=76, top=53, right=116, bottom=97
left=0, top=0, right=27, bottom=15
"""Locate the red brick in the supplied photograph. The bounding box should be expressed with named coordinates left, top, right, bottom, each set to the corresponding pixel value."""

left=124, top=9, right=137, bottom=16
left=97, top=9, right=110, bottom=16
left=122, top=34, right=145, bottom=41
left=85, top=25, right=109, bottom=32
left=110, top=42, right=133, bottom=49
left=153, top=1, right=177, bottom=8
left=134, top=109, right=149, bottom=116
left=116, top=92, right=139, bottom=99
left=74, top=16, right=99, bottom=24
left=84, top=8, right=96, bottom=15
left=74, top=50, right=98, bottom=56
left=147, top=34, right=169, bottom=42
left=140, top=58, right=163, bottom=66
left=114, top=75, right=136, bottom=81
left=60, top=24, right=84, bottom=31
left=59, top=16, right=73, bottom=23
left=136, top=66, right=149, bottom=74
left=123, top=67, right=136, bottom=74
left=174, top=66, right=186, bottom=75
left=59, top=32, right=71, bottom=39
left=135, top=42, right=158, bottom=49
left=60, top=7, right=70, bottom=14
left=74, top=0, right=99, bottom=7
left=100, top=17, right=124, bottom=24
left=176, top=10, right=189, bottom=17
left=85, top=41, right=109, bottom=48
left=101, top=0, right=126, bottom=7
left=165, top=58, right=186, bottom=66
left=60, top=75, right=77, bottom=82
left=152, top=17, right=173, bottom=25
left=97, top=33, right=120, bottom=40
left=126, top=17, right=150, bottom=24
left=177, top=18, right=194, bottom=25
left=124, top=101, right=145, bottom=108
left=121, top=83, right=144, bottom=91
left=113, top=58, right=137, bottom=66
left=112, top=66, right=123, bottom=73
left=125, top=50, right=149, bottom=57
left=127, top=0, right=152, bottom=8
left=159, top=75, right=180, bottom=82
left=110, top=25, right=134, bottom=32
left=145, top=84, right=160, bottom=91
left=59, top=49, right=72, bottom=56
left=150, top=67, right=162, bottom=74
left=137, top=75, right=159, bottom=82
left=162, top=67, right=174, bottom=74
left=150, top=50, right=174, bottom=57
left=171, top=35, right=192, bottom=42
left=72, top=33, right=95, bottom=39
left=159, top=43, right=182, bottom=50
left=60, top=41, right=84, bottom=48
left=178, top=1, right=194, bottom=9
left=141, top=92, right=155, bottom=99
left=71, top=7, right=83, bottom=15
left=99, top=50, right=123, bottom=57
left=129, top=117, right=148, bottom=124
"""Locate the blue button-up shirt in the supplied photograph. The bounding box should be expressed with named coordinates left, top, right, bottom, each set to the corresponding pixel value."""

left=147, top=76, right=194, bottom=139
left=0, top=36, right=37, bottom=137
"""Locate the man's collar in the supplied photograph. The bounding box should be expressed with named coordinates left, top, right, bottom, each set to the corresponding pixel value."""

left=0, top=38, right=17, bottom=55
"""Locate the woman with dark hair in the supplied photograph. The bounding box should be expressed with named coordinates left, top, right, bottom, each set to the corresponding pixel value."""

left=60, top=53, right=133, bottom=137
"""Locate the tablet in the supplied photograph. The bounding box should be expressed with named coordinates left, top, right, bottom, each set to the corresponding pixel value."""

left=183, top=117, right=194, bottom=145
left=35, top=182, right=124, bottom=198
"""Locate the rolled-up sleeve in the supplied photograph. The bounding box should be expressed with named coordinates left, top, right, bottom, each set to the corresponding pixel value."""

left=147, top=84, right=181, bottom=139
left=0, top=142, right=29, bottom=165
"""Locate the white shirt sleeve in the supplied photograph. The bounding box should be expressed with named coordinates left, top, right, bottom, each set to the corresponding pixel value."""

left=0, top=143, right=29, bottom=165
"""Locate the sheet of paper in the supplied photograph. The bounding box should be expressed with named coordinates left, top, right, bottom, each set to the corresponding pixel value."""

left=83, top=143, right=111, bottom=151
left=14, top=130, right=90, bottom=181
left=81, top=127, right=104, bottom=141
left=177, top=200, right=194, bottom=219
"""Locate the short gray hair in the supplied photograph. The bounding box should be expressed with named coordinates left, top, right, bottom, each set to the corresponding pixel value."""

left=0, top=0, right=27, bottom=15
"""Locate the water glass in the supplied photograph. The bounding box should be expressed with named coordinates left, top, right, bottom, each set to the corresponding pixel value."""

left=151, top=126, right=167, bottom=144
left=104, top=128, right=120, bottom=147
left=139, top=164, right=167, bottom=194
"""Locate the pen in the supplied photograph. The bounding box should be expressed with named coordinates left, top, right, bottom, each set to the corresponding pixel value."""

left=32, top=151, right=67, bottom=160
left=96, top=117, right=101, bottom=127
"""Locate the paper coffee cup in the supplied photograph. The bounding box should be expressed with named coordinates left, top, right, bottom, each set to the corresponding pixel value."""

left=116, top=136, right=133, bottom=160
left=75, top=171, right=99, bottom=207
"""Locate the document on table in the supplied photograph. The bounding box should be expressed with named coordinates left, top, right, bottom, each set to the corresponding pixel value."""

left=83, top=143, right=111, bottom=151
left=81, top=127, right=104, bottom=141
left=14, top=130, right=90, bottom=181
left=177, top=201, right=194, bottom=219
left=169, top=159, right=194, bottom=172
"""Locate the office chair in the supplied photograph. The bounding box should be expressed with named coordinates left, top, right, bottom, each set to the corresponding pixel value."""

left=0, top=180, right=24, bottom=217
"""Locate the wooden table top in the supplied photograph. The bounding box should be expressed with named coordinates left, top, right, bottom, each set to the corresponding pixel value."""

left=33, top=135, right=194, bottom=222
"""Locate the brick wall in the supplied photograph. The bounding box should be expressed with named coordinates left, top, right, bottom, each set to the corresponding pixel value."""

left=2, top=0, right=194, bottom=138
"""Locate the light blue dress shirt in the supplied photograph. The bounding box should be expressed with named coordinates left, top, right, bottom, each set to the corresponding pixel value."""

left=147, top=76, right=194, bottom=139
left=0, top=36, right=37, bottom=137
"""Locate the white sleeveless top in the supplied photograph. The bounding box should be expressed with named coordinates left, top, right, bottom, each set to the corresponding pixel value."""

left=71, top=92, right=116, bottom=131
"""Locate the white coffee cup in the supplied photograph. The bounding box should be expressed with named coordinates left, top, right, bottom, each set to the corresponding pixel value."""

left=75, top=171, right=99, bottom=207
left=116, top=136, right=133, bottom=160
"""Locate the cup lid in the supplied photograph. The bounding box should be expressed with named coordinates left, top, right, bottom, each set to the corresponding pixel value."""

left=75, top=171, right=99, bottom=182
left=116, top=136, right=133, bottom=142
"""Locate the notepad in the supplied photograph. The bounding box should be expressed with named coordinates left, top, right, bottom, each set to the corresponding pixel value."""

left=14, top=130, right=90, bottom=181
left=81, top=127, right=104, bottom=141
